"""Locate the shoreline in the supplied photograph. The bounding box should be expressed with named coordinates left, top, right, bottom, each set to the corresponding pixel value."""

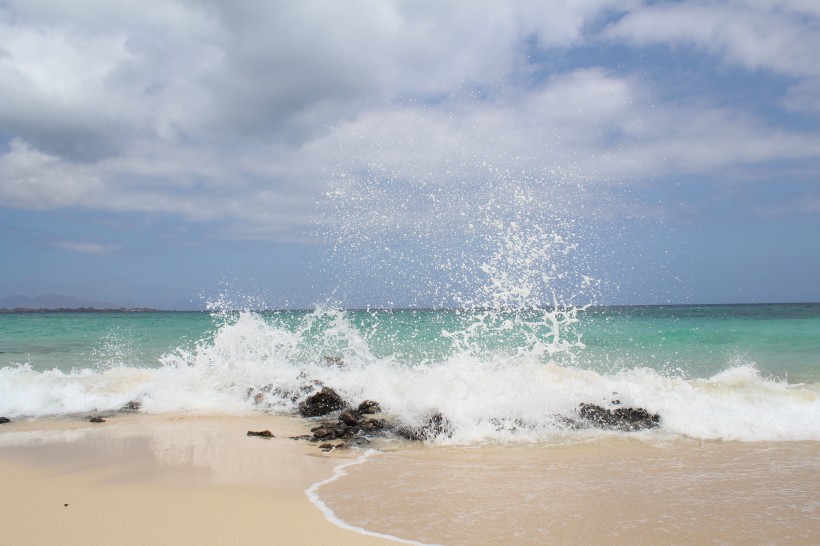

left=2, top=414, right=819, bottom=545
left=0, top=414, right=392, bottom=545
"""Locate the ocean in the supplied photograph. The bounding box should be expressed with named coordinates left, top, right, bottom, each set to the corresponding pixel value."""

left=1, top=304, right=818, bottom=441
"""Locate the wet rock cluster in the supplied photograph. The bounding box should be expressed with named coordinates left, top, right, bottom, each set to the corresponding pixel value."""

left=281, top=384, right=662, bottom=451
left=0, top=387, right=660, bottom=450
left=395, top=412, right=453, bottom=441
left=576, top=403, right=660, bottom=431
left=291, top=392, right=389, bottom=451
left=121, top=400, right=142, bottom=412
left=297, top=387, right=347, bottom=417
left=247, top=377, right=320, bottom=408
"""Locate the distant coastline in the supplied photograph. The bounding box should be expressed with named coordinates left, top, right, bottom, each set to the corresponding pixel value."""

left=0, top=307, right=165, bottom=314
left=2, top=302, right=818, bottom=316
left=0, top=294, right=180, bottom=313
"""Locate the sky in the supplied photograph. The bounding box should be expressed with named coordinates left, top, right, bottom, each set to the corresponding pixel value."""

left=1, top=0, right=819, bottom=309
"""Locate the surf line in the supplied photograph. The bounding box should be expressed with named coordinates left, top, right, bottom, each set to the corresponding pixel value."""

left=305, top=449, right=438, bottom=546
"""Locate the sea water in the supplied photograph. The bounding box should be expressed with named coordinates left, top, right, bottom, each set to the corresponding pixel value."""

left=1, top=304, right=818, bottom=442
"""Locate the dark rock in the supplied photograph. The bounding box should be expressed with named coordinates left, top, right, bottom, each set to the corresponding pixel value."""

left=339, top=410, right=361, bottom=426
left=577, top=403, right=660, bottom=431
left=612, top=407, right=660, bottom=429
left=247, top=430, right=275, bottom=438
left=359, top=418, right=389, bottom=433
left=552, top=415, right=583, bottom=430
left=89, top=416, right=105, bottom=423
left=289, top=396, right=458, bottom=448
left=578, top=403, right=616, bottom=427
left=311, top=422, right=354, bottom=441
left=318, top=443, right=336, bottom=452
left=489, top=417, right=528, bottom=433
left=310, top=424, right=337, bottom=439
left=121, top=400, right=141, bottom=412
left=397, top=412, right=453, bottom=441
left=298, top=387, right=346, bottom=417
left=356, top=400, right=382, bottom=415
left=0, top=417, right=10, bottom=424
left=297, top=407, right=392, bottom=447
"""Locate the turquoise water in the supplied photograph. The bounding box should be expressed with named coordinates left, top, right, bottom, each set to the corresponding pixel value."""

left=0, top=311, right=214, bottom=372
left=578, top=304, right=820, bottom=383
left=2, top=305, right=818, bottom=382
left=1, top=304, right=818, bottom=441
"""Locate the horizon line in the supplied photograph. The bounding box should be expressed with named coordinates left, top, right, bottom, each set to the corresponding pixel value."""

left=2, top=301, right=819, bottom=314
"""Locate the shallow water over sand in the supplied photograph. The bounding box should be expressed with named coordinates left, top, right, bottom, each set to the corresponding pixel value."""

left=318, top=439, right=820, bottom=545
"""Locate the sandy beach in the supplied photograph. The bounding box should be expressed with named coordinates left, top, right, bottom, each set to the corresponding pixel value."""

left=0, top=414, right=390, bottom=546
left=3, top=413, right=818, bottom=546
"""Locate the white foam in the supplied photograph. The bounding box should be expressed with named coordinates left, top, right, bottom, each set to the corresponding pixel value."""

left=1, top=310, right=818, bottom=442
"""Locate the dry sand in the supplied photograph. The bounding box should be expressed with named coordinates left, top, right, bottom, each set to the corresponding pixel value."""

left=0, top=414, right=391, bottom=546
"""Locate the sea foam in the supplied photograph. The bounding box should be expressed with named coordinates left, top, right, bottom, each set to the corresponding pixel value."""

left=1, top=309, right=817, bottom=443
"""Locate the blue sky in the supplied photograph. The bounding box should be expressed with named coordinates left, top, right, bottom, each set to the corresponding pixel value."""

left=1, top=0, right=819, bottom=309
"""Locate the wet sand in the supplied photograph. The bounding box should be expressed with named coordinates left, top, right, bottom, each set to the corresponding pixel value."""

left=0, top=414, right=390, bottom=546
left=318, top=438, right=820, bottom=545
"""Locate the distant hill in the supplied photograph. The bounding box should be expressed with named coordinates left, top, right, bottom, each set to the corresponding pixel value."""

left=0, top=294, right=129, bottom=310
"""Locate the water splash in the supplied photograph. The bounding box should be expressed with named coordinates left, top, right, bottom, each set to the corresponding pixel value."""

left=1, top=309, right=818, bottom=442
left=320, top=156, right=603, bottom=309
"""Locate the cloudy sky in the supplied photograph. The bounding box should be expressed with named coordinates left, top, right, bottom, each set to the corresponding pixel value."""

left=1, top=0, right=819, bottom=309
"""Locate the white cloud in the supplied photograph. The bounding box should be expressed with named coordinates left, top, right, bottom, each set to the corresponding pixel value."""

left=0, top=0, right=641, bottom=154
left=604, top=1, right=820, bottom=77
left=52, top=241, right=122, bottom=254
left=321, top=67, right=820, bottom=185
left=0, top=139, right=106, bottom=207
left=603, top=1, right=820, bottom=117
left=0, top=0, right=818, bottom=243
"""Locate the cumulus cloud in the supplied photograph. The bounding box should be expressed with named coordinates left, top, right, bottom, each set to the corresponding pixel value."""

left=0, top=0, right=818, bottom=242
left=603, top=1, right=820, bottom=117
left=0, top=139, right=107, bottom=207
left=603, top=1, right=820, bottom=77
